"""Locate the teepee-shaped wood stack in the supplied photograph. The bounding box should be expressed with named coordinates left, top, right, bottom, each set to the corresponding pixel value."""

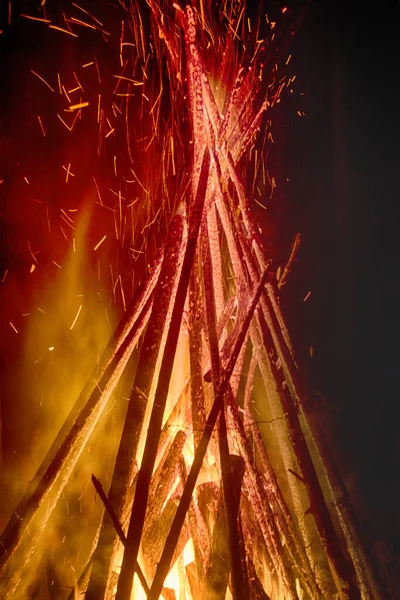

left=0, top=2, right=385, bottom=599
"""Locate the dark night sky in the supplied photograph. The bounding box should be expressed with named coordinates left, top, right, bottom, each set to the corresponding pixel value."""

left=274, top=0, right=400, bottom=554
left=1, top=0, right=400, bottom=575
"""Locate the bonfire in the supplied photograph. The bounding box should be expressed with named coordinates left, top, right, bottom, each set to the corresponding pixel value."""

left=0, top=1, right=386, bottom=599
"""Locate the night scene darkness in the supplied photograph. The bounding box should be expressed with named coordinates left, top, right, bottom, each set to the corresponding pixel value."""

left=0, top=1, right=400, bottom=598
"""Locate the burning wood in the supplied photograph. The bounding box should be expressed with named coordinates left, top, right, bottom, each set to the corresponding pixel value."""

left=0, top=1, right=386, bottom=599
left=86, top=211, right=188, bottom=598
left=204, top=489, right=230, bottom=600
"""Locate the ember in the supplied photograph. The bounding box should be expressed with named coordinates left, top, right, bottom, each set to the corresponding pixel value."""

left=0, top=1, right=386, bottom=599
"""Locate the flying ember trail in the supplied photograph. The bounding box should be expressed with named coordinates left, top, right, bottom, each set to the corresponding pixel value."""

left=0, top=1, right=387, bottom=599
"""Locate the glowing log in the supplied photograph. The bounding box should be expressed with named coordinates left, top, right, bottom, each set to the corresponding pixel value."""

left=247, top=556, right=272, bottom=600
left=202, top=230, right=247, bottom=600
left=115, top=149, right=211, bottom=599
left=204, top=487, right=230, bottom=600
left=226, top=387, right=320, bottom=599
left=86, top=211, right=187, bottom=598
left=148, top=267, right=270, bottom=600
left=141, top=430, right=188, bottom=577
left=142, top=492, right=191, bottom=582
left=0, top=254, right=161, bottom=595
left=178, top=457, right=209, bottom=584
left=243, top=353, right=320, bottom=598
left=240, top=491, right=274, bottom=594
left=265, top=279, right=387, bottom=599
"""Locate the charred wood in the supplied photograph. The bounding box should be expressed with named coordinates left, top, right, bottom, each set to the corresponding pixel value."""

left=205, top=490, right=230, bottom=600
left=87, top=213, right=186, bottom=598
left=116, top=149, right=211, bottom=600
left=149, top=267, right=270, bottom=599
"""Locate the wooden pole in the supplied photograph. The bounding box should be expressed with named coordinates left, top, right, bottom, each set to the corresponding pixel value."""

left=0, top=289, right=153, bottom=596
left=243, top=354, right=321, bottom=599
left=266, top=279, right=387, bottom=600
left=86, top=212, right=186, bottom=598
left=204, top=490, right=230, bottom=600
left=115, top=149, right=210, bottom=600
left=90, top=475, right=150, bottom=596
left=148, top=267, right=270, bottom=599
left=202, top=230, right=247, bottom=600
left=188, top=261, right=206, bottom=448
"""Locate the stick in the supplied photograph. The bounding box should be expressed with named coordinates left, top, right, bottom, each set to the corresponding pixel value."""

left=0, top=292, right=153, bottom=596
left=202, top=231, right=246, bottom=600
left=204, top=489, right=230, bottom=600
left=115, top=148, right=211, bottom=600
left=188, top=262, right=206, bottom=448
left=277, top=233, right=301, bottom=289
left=258, top=283, right=361, bottom=598
left=90, top=475, right=149, bottom=596
left=149, top=266, right=270, bottom=599
left=266, top=279, right=387, bottom=599
left=87, top=212, right=186, bottom=598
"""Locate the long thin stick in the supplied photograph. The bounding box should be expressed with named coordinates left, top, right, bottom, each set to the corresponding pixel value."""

left=0, top=290, right=153, bottom=595
left=87, top=213, right=186, bottom=598
left=202, top=231, right=246, bottom=600
left=258, top=283, right=361, bottom=597
left=149, top=266, right=270, bottom=599
left=115, top=148, right=211, bottom=600
left=91, top=475, right=150, bottom=596
left=266, top=279, right=387, bottom=599
left=188, top=261, right=206, bottom=448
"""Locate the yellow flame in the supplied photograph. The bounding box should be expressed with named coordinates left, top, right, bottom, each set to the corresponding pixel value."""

left=9, top=206, right=120, bottom=594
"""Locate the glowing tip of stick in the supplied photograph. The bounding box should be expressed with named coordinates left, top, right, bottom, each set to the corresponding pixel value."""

left=70, top=304, right=82, bottom=330
left=69, top=101, right=89, bottom=110
left=94, top=235, right=107, bottom=251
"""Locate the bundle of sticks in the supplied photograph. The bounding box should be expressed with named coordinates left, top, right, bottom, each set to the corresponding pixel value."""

left=0, top=2, right=385, bottom=599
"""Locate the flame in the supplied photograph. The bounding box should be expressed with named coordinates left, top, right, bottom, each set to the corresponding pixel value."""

left=10, top=207, right=113, bottom=490
left=0, top=204, right=127, bottom=595
left=113, top=543, right=197, bottom=600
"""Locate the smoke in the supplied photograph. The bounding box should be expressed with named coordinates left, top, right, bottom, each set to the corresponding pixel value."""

left=0, top=206, right=138, bottom=596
